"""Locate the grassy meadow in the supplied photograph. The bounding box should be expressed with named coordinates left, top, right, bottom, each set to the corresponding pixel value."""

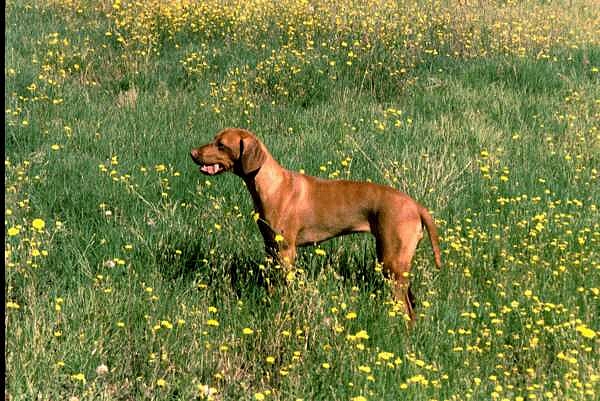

left=4, top=0, right=600, bottom=400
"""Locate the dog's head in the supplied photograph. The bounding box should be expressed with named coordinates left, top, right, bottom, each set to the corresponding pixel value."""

left=190, top=128, right=267, bottom=177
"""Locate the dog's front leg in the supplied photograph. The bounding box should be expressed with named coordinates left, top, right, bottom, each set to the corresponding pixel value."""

left=277, top=244, right=297, bottom=269
left=257, top=219, right=296, bottom=268
left=263, top=236, right=296, bottom=270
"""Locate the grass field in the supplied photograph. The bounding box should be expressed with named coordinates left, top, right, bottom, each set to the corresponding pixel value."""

left=4, top=0, right=600, bottom=400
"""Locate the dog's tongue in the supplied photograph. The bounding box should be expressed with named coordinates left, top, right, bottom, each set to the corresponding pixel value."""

left=201, top=164, right=221, bottom=175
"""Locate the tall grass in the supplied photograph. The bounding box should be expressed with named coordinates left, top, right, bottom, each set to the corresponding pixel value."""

left=5, top=0, right=599, bottom=400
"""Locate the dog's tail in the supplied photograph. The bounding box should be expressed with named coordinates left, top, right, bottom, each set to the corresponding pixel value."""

left=419, top=206, right=442, bottom=269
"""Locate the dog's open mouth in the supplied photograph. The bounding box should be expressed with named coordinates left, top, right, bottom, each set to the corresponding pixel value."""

left=200, top=164, right=224, bottom=175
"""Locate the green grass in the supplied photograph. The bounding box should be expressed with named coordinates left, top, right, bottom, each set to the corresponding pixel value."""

left=5, top=1, right=600, bottom=400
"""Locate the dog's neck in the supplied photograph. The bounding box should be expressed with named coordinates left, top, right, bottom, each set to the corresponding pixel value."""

left=242, top=156, right=289, bottom=218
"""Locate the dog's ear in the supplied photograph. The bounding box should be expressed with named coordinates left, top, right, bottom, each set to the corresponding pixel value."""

left=239, top=135, right=266, bottom=175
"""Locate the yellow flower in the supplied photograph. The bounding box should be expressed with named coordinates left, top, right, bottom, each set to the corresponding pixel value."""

left=275, top=234, right=284, bottom=242
left=243, top=327, right=254, bottom=335
left=314, top=248, right=326, bottom=256
left=266, top=356, right=275, bottom=364
left=207, top=319, right=219, bottom=327
left=156, top=378, right=167, bottom=387
left=71, top=373, right=86, bottom=383
left=7, top=227, right=20, bottom=236
left=345, top=312, right=357, bottom=320
left=254, top=393, right=265, bottom=401
left=32, top=218, right=45, bottom=230
left=408, top=374, right=427, bottom=384
left=6, top=301, right=20, bottom=309
left=576, top=325, right=596, bottom=339
left=377, top=352, right=394, bottom=361
left=358, top=365, right=371, bottom=373
left=355, top=330, right=369, bottom=340
left=286, top=271, right=296, bottom=282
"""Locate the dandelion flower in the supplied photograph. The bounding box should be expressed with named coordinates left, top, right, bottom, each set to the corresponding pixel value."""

left=377, top=352, right=394, bottom=361
left=71, top=373, right=86, bottom=383
left=355, top=330, right=369, bottom=340
left=358, top=365, right=371, bottom=373
left=198, top=384, right=218, bottom=397
left=576, top=325, right=596, bottom=339
left=96, top=364, right=109, bottom=376
left=286, top=271, right=296, bottom=282
left=6, top=301, right=20, bottom=309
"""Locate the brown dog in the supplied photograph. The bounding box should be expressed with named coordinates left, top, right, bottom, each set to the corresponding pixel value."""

left=191, top=128, right=441, bottom=321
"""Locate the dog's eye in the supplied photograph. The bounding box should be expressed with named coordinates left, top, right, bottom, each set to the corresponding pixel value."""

left=216, top=142, right=226, bottom=150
